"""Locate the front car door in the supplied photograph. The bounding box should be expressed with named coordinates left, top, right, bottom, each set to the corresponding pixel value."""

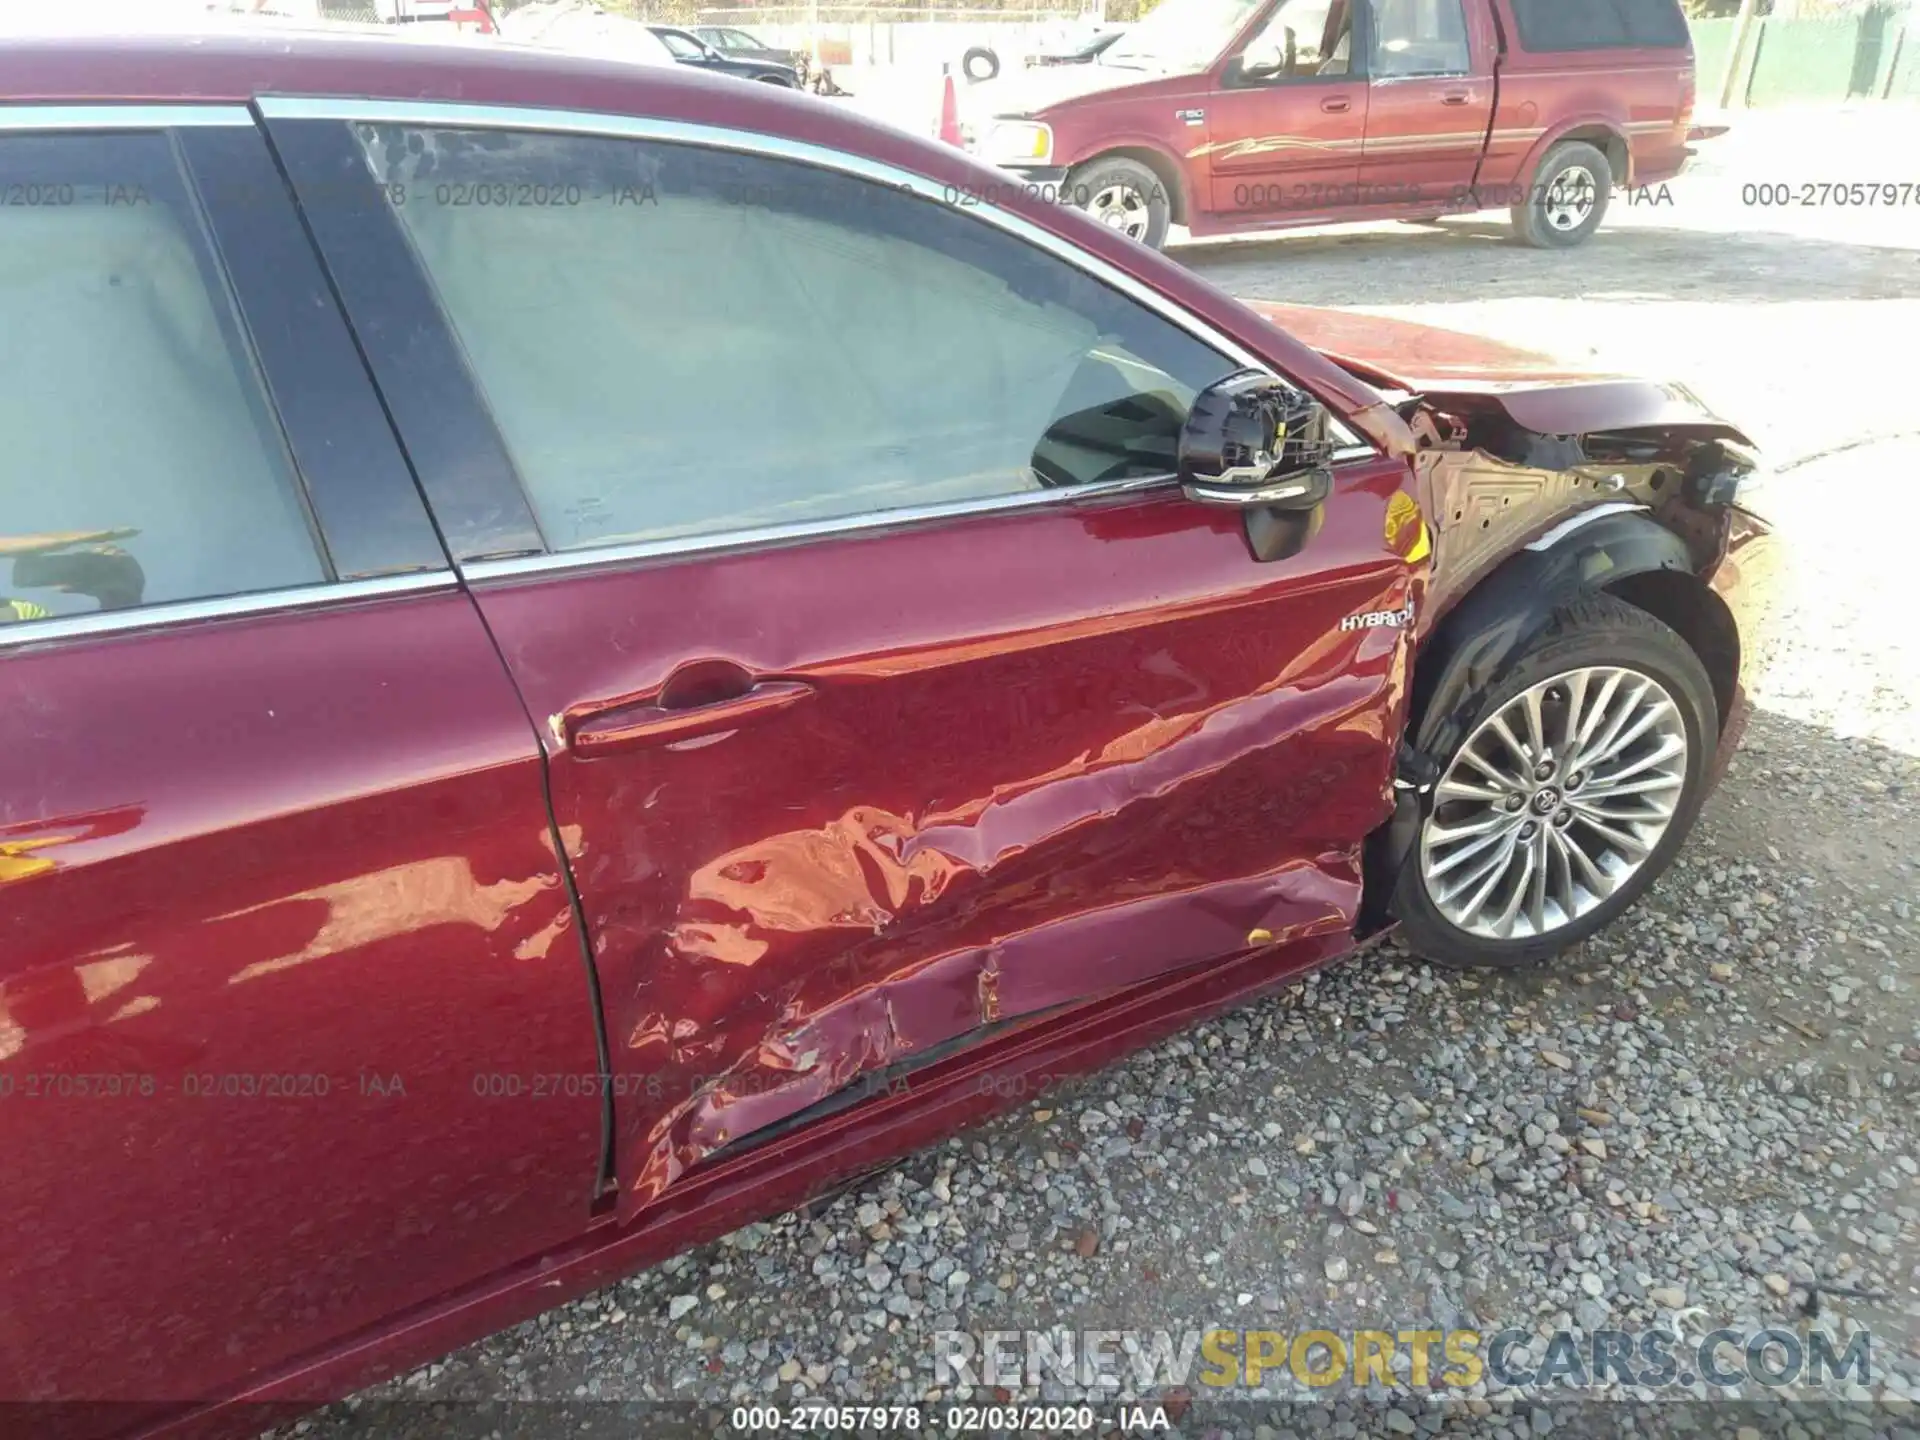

left=0, top=112, right=605, bottom=1434
left=1203, top=0, right=1367, bottom=221
left=271, top=101, right=1423, bottom=1219
left=1356, top=0, right=1496, bottom=206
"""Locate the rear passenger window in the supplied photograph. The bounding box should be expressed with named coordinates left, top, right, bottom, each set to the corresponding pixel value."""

left=350, top=125, right=1239, bottom=553
left=1507, top=0, right=1689, bottom=52
left=0, top=131, right=325, bottom=625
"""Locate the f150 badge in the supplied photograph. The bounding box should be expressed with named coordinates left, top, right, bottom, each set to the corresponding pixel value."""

left=1341, top=604, right=1416, bottom=632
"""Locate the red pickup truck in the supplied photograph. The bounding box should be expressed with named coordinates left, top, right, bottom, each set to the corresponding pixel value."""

left=964, top=0, right=1709, bottom=250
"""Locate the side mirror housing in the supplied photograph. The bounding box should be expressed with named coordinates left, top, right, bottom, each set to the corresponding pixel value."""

left=1178, top=369, right=1334, bottom=511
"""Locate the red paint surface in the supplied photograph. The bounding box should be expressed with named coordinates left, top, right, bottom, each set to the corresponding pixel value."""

left=161, top=929, right=1356, bottom=1440
left=0, top=595, right=603, bottom=1435
left=472, top=474, right=1421, bottom=1219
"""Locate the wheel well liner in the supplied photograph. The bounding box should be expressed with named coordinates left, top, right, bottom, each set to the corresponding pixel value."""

left=1360, top=511, right=1704, bottom=932
left=1604, top=568, right=1740, bottom=724
left=1411, top=512, right=1693, bottom=758
left=1532, top=125, right=1631, bottom=191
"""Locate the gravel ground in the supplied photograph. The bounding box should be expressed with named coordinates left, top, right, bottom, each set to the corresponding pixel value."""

left=294, top=107, right=1920, bottom=1440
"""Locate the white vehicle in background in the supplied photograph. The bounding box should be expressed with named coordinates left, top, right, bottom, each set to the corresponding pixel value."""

left=495, top=0, right=676, bottom=63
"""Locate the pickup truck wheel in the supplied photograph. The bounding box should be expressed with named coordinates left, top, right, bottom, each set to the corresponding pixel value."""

left=1392, top=595, right=1717, bottom=970
left=1067, top=156, right=1171, bottom=250
left=1513, top=140, right=1613, bottom=249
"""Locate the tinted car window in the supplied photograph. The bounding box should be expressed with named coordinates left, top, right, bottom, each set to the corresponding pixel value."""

left=1508, top=0, right=1688, bottom=52
left=0, top=132, right=325, bottom=624
left=1370, top=0, right=1470, bottom=76
left=351, top=126, right=1239, bottom=552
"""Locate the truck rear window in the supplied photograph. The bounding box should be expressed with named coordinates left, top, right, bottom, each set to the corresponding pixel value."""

left=1507, top=0, right=1689, bottom=52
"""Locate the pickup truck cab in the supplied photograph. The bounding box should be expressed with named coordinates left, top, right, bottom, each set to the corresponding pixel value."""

left=968, top=0, right=1705, bottom=250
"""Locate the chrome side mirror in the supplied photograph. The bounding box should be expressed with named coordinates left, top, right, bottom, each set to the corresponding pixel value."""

left=1178, top=370, right=1334, bottom=511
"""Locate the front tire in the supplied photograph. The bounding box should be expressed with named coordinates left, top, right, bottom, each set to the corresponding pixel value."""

left=1392, top=595, right=1717, bottom=969
left=1066, top=155, right=1172, bottom=250
left=1512, top=140, right=1613, bottom=249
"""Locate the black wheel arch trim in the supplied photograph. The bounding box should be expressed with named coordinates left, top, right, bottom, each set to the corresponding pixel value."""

left=1359, top=510, right=1694, bottom=934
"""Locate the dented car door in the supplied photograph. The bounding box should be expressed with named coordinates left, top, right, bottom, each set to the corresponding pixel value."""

left=274, top=111, right=1425, bottom=1218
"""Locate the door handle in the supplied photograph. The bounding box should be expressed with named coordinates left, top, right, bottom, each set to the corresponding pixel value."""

left=564, top=678, right=814, bottom=756
left=1320, top=96, right=1352, bottom=113
left=1440, top=90, right=1474, bottom=106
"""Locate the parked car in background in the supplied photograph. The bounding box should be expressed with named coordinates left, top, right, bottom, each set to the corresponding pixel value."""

left=692, top=23, right=808, bottom=77
left=0, top=24, right=1773, bottom=1439
left=691, top=22, right=846, bottom=93
left=967, top=0, right=1716, bottom=250
left=497, top=0, right=674, bottom=65
left=648, top=23, right=799, bottom=85
left=1027, top=26, right=1126, bottom=66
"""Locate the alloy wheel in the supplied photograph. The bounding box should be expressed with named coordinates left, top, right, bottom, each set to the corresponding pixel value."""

left=1087, top=182, right=1150, bottom=241
left=1543, top=164, right=1599, bottom=232
left=1418, top=665, right=1690, bottom=942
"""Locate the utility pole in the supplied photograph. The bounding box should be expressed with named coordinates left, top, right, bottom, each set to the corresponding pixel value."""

left=1717, top=0, right=1761, bottom=109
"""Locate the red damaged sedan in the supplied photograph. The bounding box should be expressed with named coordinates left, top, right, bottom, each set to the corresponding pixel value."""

left=0, top=25, right=1775, bottom=1436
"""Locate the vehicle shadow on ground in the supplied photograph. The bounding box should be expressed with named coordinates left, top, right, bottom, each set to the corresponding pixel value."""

left=1172, top=220, right=1920, bottom=306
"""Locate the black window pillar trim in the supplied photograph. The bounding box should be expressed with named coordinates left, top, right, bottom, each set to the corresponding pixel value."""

left=179, top=123, right=452, bottom=582
left=257, top=115, right=548, bottom=566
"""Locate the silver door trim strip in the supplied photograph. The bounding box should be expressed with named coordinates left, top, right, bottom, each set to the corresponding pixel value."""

left=0, top=103, right=256, bottom=131
left=0, top=571, right=458, bottom=650
left=465, top=442, right=1380, bottom=584
left=462, top=476, right=1175, bottom=584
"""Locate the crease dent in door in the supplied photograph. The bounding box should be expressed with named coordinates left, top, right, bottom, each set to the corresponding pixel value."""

left=622, top=605, right=1415, bottom=1205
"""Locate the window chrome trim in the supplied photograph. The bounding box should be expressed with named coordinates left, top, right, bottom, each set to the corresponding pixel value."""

left=0, top=104, right=256, bottom=132
left=463, top=475, right=1176, bottom=583
left=258, top=96, right=1379, bottom=579
left=0, top=571, right=457, bottom=650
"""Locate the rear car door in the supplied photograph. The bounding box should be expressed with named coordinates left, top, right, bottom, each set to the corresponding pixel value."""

left=270, top=102, right=1422, bottom=1217
left=1204, top=0, right=1366, bottom=221
left=1357, top=0, right=1496, bottom=206
left=0, top=111, right=604, bottom=1434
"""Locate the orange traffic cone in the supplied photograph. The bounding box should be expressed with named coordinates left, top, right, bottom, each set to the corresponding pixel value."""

left=937, top=68, right=963, bottom=148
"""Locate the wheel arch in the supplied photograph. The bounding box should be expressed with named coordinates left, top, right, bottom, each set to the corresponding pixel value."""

left=1410, top=512, right=1694, bottom=757
left=1067, top=144, right=1191, bottom=227
left=1361, top=510, right=1714, bottom=932
left=1522, top=120, right=1633, bottom=192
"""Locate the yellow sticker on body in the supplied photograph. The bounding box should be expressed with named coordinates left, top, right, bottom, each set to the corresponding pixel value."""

left=1385, top=492, right=1431, bottom=563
